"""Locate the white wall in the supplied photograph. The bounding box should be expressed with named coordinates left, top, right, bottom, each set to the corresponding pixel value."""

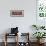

left=0, top=0, right=36, bottom=42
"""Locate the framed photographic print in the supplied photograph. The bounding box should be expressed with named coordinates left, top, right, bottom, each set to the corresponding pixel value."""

left=10, top=10, right=24, bottom=17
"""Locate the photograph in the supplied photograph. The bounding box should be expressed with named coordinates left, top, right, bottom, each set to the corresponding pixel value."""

left=10, top=10, right=24, bottom=17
